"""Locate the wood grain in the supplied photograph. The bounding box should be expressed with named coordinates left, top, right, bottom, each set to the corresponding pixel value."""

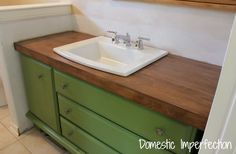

left=14, top=31, right=221, bottom=130
left=130, top=0, right=236, bottom=11
left=184, top=0, right=236, bottom=5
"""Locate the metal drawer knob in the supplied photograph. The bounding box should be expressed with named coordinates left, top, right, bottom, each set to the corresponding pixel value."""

left=156, top=128, right=165, bottom=136
left=62, top=84, right=68, bottom=89
left=68, top=130, right=74, bottom=136
left=37, top=74, right=43, bottom=79
left=65, top=108, right=72, bottom=115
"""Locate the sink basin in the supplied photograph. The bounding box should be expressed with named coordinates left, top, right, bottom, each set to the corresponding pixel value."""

left=53, top=36, right=168, bottom=76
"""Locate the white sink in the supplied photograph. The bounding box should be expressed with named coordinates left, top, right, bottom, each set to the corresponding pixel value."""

left=53, top=36, right=168, bottom=76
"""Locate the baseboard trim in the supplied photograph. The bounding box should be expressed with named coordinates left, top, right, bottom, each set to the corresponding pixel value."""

left=26, top=112, right=84, bottom=154
left=9, top=122, right=20, bottom=137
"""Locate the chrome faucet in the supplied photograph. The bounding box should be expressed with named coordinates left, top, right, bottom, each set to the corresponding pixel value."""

left=107, top=31, right=150, bottom=49
left=107, top=31, right=131, bottom=47
left=116, top=33, right=131, bottom=47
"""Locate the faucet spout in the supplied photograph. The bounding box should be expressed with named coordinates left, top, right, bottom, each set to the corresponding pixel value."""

left=107, top=31, right=132, bottom=47
left=114, top=33, right=131, bottom=47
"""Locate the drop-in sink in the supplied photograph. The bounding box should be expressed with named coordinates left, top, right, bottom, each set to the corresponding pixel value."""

left=53, top=36, right=168, bottom=76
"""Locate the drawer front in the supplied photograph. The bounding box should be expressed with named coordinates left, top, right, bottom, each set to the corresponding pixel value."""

left=61, top=117, right=119, bottom=154
left=59, top=95, right=171, bottom=154
left=55, top=70, right=196, bottom=153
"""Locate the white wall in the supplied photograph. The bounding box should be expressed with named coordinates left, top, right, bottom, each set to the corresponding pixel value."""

left=0, top=0, right=59, bottom=6
left=71, top=0, right=235, bottom=66
left=219, top=94, right=236, bottom=153
left=0, top=78, right=7, bottom=106
left=199, top=15, right=236, bottom=154
left=0, top=4, right=73, bottom=133
left=0, top=45, right=7, bottom=106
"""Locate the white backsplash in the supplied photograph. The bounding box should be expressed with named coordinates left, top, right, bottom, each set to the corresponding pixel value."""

left=71, top=0, right=235, bottom=66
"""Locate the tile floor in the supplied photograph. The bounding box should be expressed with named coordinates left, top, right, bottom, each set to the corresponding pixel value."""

left=0, top=105, right=68, bottom=154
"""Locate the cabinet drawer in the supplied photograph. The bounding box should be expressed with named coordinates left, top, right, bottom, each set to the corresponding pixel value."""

left=61, top=117, right=119, bottom=154
left=55, top=70, right=196, bottom=154
left=59, top=95, right=170, bottom=154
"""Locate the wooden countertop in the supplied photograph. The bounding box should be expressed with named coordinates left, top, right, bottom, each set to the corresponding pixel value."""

left=14, top=31, right=221, bottom=130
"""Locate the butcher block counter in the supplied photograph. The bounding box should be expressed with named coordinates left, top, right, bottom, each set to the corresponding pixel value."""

left=14, top=31, right=221, bottom=130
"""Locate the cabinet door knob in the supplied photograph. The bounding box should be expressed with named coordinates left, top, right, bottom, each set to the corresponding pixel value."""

left=68, top=130, right=74, bottom=137
left=65, top=108, right=72, bottom=115
left=37, top=74, right=43, bottom=79
left=156, top=128, right=165, bottom=136
left=62, top=84, right=68, bottom=89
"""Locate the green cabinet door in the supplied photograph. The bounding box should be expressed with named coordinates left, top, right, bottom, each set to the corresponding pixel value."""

left=21, top=54, right=59, bottom=132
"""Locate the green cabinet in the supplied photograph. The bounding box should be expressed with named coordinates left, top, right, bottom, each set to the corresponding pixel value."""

left=61, top=117, right=119, bottom=154
left=58, top=95, right=170, bottom=154
left=21, top=55, right=59, bottom=132
left=20, top=54, right=197, bottom=154
left=54, top=70, right=196, bottom=154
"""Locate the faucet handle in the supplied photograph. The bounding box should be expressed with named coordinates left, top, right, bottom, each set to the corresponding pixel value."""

left=137, top=36, right=150, bottom=41
left=107, top=31, right=118, bottom=43
left=135, top=36, right=150, bottom=50
left=107, top=31, right=117, bottom=35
